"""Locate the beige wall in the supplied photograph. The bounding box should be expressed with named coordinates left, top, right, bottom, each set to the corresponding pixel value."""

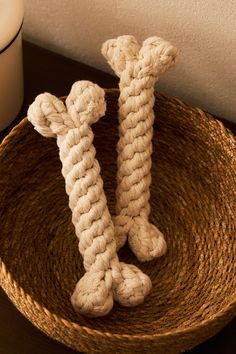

left=23, top=0, right=236, bottom=122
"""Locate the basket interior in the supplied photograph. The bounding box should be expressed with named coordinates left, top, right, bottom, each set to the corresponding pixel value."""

left=0, top=92, right=235, bottom=336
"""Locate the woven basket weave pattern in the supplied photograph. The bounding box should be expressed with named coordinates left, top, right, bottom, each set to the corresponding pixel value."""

left=0, top=89, right=235, bottom=353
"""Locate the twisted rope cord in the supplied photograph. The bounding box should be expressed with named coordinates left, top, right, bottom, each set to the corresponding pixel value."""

left=102, top=36, right=177, bottom=261
left=28, top=81, right=151, bottom=317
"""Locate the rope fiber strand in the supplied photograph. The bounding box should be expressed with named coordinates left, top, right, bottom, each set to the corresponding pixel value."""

left=102, top=35, right=177, bottom=261
left=27, top=81, right=152, bottom=317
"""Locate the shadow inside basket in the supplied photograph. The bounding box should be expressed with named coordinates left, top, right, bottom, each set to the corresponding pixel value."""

left=0, top=93, right=235, bottom=336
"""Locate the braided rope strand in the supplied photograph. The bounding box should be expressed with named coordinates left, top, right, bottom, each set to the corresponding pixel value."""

left=28, top=81, right=151, bottom=317
left=102, top=36, right=177, bottom=261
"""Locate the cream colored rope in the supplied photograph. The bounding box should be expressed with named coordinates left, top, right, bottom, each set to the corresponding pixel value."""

left=28, top=81, right=151, bottom=317
left=102, top=35, right=177, bottom=261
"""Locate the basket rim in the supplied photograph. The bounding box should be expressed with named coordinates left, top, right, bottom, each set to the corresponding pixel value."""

left=0, top=90, right=236, bottom=341
left=1, top=258, right=236, bottom=341
left=1, top=88, right=235, bottom=156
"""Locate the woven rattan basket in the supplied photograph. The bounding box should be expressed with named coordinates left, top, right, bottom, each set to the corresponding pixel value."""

left=0, top=89, right=235, bottom=353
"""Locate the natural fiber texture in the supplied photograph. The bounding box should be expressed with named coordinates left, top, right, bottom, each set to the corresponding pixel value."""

left=0, top=89, right=235, bottom=353
left=27, top=81, right=151, bottom=317
left=102, top=36, right=177, bottom=261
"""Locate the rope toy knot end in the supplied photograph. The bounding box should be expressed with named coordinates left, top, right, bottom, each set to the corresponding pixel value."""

left=71, top=270, right=113, bottom=317
left=129, top=217, right=167, bottom=262
left=141, top=36, right=178, bottom=75
left=101, top=35, right=140, bottom=76
left=66, top=81, right=106, bottom=126
left=27, top=93, right=69, bottom=137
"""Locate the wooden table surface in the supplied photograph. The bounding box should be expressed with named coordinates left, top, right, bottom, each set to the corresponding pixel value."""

left=0, top=41, right=235, bottom=354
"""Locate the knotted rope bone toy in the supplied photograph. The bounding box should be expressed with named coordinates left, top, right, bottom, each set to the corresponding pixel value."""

left=102, top=35, right=177, bottom=261
left=27, top=81, right=152, bottom=317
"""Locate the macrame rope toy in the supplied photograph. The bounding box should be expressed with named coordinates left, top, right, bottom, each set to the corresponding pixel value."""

left=102, top=35, right=177, bottom=261
left=27, top=81, right=152, bottom=317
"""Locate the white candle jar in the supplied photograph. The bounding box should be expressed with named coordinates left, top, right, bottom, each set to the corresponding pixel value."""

left=0, top=0, right=24, bottom=131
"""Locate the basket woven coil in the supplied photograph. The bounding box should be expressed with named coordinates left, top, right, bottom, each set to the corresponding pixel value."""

left=0, top=89, right=235, bottom=353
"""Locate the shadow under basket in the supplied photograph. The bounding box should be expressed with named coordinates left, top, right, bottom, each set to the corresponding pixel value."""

left=0, top=89, right=236, bottom=354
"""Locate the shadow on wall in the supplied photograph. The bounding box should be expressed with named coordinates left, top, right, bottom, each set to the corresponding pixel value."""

left=23, top=0, right=236, bottom=122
